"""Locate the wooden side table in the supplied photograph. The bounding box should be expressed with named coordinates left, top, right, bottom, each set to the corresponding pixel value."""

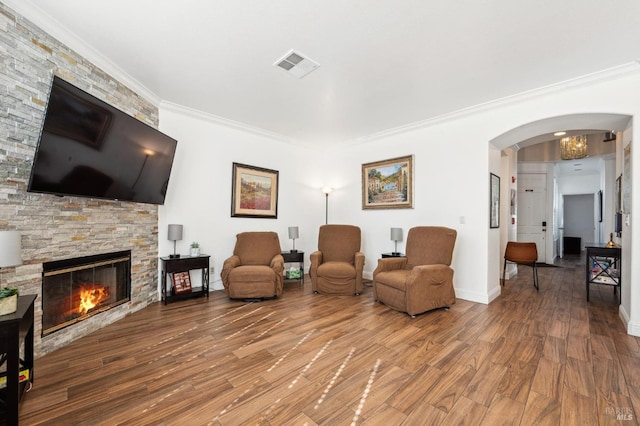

left=160, top=255, right=210, bottom=304
left=0, top=294, right=36, bottom=426
left=282, top=251, right=304, bottom=283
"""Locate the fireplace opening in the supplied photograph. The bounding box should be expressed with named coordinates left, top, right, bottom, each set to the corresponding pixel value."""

left=42, top=250, right=131, bottom=336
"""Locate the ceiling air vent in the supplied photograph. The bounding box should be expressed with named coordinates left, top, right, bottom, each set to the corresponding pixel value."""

left=274, top=50, right=319, bottom=79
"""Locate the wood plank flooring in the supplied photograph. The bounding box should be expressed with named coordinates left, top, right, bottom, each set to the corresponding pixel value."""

left=13, top=255, right=640, bottom=425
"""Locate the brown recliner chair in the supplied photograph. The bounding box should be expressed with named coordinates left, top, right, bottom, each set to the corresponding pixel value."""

left=373, top=226, right=457, bottom=317
left=310, top=224, right=365, bottom=295
left=221, top=232, right=284, bottom=299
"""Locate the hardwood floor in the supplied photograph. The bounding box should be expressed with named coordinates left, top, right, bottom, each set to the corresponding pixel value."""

left=14, top=255, right=640, bottom=425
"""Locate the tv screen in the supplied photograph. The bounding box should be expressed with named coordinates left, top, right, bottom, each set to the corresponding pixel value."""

left=28, top=75, right=177, bottom=205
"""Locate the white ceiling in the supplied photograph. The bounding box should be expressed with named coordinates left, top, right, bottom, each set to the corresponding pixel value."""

left=7, top=0, right=640, bottom=144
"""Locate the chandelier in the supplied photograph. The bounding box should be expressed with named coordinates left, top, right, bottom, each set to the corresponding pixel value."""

left=560, top=135, right=588, bottom=160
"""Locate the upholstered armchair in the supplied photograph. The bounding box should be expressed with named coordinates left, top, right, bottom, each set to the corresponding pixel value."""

left=310, top=224, right=365, bottom=295
left=221, top=232, right=284, bottom=299
left=373, top=226, right=457, bottom=317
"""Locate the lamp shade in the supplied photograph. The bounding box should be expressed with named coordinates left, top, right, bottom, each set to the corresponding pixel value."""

left=288, top=226, right=299, bottom=239
left=0, top=230, right=22, bottom=268
left=167, top=224, right=183, bottom=241
left=390, top=227, right=403, bottom=242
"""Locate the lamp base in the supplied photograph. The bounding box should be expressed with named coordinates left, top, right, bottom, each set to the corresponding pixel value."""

left=391, top=252, right=401, bottom=256
left=290, top=249, right=298, bottom=253
left=169, top=254, right=181, bottom=259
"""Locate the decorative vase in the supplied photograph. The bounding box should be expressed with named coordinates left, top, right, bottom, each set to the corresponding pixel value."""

left=0, top=294, right=17, bottom=316
left=190, top=247, right=200, bottom=257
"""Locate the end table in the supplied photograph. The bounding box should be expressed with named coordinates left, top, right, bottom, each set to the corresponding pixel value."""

left=282, top=251, right=304, bottom=283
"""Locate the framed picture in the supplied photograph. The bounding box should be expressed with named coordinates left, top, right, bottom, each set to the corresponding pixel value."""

left=615, top=174, right=622, bottom=213
left=490, top=173, right=500, bottom=228
left=598, top=190, right=603, bottom=223
left=362, top=155, right=414, bottom=210
left=172, top=271, right=192, bottom=294
left=231, top=162, right=279, bottom=218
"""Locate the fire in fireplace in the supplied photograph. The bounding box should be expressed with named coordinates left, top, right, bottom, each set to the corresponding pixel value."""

left=42, top=250, right=131, bottom=336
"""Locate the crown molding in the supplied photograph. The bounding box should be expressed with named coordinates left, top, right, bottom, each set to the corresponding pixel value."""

left=352, top=62, right=640, bottom=145
left=160, top=101, right=295, bottom=144
left=3, top=0, right=161, bottom=107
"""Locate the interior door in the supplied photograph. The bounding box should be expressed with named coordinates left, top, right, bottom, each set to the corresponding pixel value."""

left=517, top=173, right=546, bottom=262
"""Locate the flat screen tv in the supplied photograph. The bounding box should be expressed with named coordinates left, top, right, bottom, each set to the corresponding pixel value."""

left=28, top=75, right=177, bottom=205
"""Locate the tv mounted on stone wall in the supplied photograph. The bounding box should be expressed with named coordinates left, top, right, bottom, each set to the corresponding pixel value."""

left=28, top=75, right=177, bottom=205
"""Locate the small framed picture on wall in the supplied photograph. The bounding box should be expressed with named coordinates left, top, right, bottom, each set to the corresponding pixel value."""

left=490, top=173, right=500, bottom=228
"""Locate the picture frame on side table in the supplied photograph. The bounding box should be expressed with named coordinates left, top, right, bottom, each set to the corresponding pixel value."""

left=362, top=155, right=414, bottom=210
left=490, top=173, right=500, bottom=228
left=231, top=162, right=279, bottom=218
left=172, top=271, right=192, bottom=294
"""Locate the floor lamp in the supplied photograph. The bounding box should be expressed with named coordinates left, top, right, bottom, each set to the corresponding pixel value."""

left=322, top=187, right=333, bottom=224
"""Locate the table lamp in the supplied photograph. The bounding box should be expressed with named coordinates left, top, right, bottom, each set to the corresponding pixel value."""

left=168, top=224, right=183, bottom=258
left=288, top=226, right=299, bottom=253
left=390, top=227, right=403, bottom=255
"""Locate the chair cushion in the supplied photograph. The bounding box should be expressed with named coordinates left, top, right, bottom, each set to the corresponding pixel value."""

left=374, top=269, right=411, bottom=291
left=229, top=265, right=276, bottom=282
left=234, top=232, right=281, bottom=265
left=318, top=225, right=361, bottom=263
left=317, top=261, right=356, bottom=279
left=405, top=226, right=457, bottom=269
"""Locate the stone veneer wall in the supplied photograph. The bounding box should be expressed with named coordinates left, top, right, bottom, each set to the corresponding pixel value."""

left=0, top=3, right=161, bottom=357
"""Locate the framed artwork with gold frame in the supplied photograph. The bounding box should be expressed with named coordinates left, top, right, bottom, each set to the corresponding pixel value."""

left=362, top=155, right=414, bottom=210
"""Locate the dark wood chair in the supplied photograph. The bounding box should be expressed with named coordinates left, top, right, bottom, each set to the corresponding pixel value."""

left=502, top=242, right=539, bottom=291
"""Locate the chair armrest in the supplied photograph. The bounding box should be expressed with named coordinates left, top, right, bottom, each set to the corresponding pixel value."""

left=354, top=251, right=365, bottom=293
left=373, top=257, right=407, bottom=277
left=309, top=250, right=322, bottom=267
left=220, top=255, right=241, bottom=290
left=309, top=250, right=322, bottom=290
left=407, top=264, right=453, bottom=287
left=270, top=254, right=284, bottom=274
left=271, top=254, right=285, bottom=296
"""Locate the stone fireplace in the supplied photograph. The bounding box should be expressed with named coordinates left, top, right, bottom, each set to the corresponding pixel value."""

left=42, top=251, right=131, bottom=336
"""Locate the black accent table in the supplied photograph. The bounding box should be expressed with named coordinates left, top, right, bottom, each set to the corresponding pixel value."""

left=160, top=255, right=210, bottom=305
left=282, top=251, right=304, bottom=283
left=585, top=243, right=621, bottom=302
left=382, top=252, right=405, bottom=258
left=0, top=294, right=36, bottom=426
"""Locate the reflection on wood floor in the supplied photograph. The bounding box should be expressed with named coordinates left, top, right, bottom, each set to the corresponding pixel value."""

left=16, top=254, right=640, bottom=425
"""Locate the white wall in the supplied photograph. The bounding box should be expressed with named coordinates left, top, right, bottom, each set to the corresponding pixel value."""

left=157, top=104, right=328, bottom=290
left=159, top=66, right=640, bottom=336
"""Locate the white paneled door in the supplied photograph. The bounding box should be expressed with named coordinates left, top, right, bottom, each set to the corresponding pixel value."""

left=517, top=173, right=547, bottom=263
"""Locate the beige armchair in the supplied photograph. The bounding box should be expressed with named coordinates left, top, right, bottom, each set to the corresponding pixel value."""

left=221, top=232, right=284, bottom=299
left=373, top=226, right=457, bottom=317
left=310, top=224, right=364, bottom=295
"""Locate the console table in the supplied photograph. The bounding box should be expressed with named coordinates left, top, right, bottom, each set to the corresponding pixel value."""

left=282, top=251, right=304, bottom=283
left=160, top=255, right=210, bottom=304
left=0, top=294, right=36, bottom=426
left=585, top=243, right=621, bottom=302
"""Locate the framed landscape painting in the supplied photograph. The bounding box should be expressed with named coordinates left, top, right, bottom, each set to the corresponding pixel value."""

left=362, top=155, right=414, bottom=209
left=231, top=162, right=279, bottom=218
